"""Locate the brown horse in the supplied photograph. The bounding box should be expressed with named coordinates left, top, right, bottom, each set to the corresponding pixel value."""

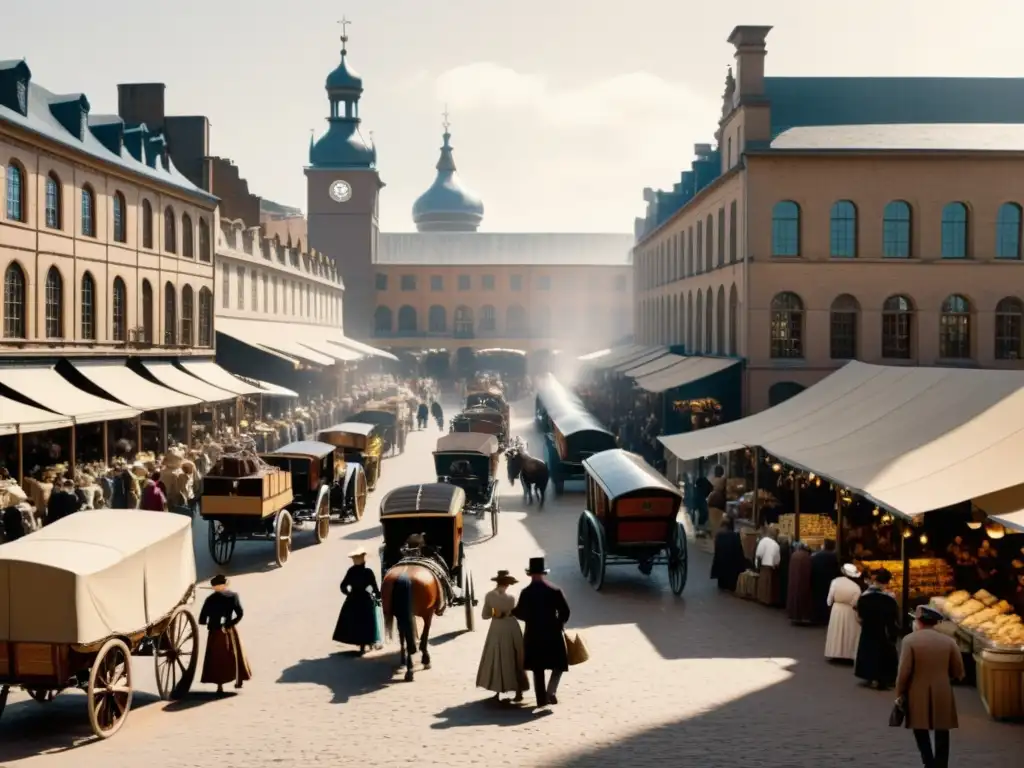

left=506, top=439, right=549, bottom=508
left=380, top=565, right=443, bottom=681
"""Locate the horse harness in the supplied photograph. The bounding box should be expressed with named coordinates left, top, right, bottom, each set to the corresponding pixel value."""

left=392, top=551, right=457, bottom=612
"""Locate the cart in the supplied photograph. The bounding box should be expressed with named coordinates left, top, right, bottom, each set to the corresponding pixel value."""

left=451, top=405, right=507, bottom=449
left=201, top=451, right=297, bottom=568
left=378, top=483, right=475, bottom=630
left=261, top=440, right=367, bottom=528
left=317, top=421, right=384, bottom=491
left=544, top=405, right=617, bottom=496
left=577, top=449, right=688, bottom=595
left=0, top=510, right=199, bottom=739
left=465, top=386, right=510, bottom=427
left=434, top=432, right=501, bottom=536
left=348, top=406, right=403, bottom=456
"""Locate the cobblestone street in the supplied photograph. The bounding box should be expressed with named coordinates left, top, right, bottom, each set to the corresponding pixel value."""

left=0, top=400, right=1019, bottom=767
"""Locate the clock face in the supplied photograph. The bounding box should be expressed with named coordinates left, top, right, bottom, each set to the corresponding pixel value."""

left=329, top=180, right=352, bottom=203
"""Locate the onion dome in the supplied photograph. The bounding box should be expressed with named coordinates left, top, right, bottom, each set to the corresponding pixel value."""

left=412, top=115, right=483, bottom=232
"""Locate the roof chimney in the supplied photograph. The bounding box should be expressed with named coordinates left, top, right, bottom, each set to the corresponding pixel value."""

left=117, top=83, right=166, bottom=132
left=727, top=26, right=772, bottom=100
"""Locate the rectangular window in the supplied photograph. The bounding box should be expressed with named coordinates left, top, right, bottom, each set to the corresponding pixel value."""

left=430, top=275, right=443, bottom=291
left=510, top=275, right=523, bottom=291
left=251, top=270, right=258, bottom=311
left=482, top=274, right=495, bottom=290
left=400, top=274, right=416, bottom=291
left=537, top=275, right=551, bottom=290
left=222, top=262, right=230, bottom=308
left=236, top=267, right=245, bottom=310
left=262, top=273, right=268, bottom=313
left=458, top=275, right=471, bottom=291
left=717, top=208, right=726, bottom=267
left=272, top=276, right=279, bottom=313
left=375, top=273, right=388, bottom=291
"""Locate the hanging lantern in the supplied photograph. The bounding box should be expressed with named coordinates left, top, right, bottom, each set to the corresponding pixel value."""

left=903, top=527, right=913, bottom=539
left=919, top=533, right=929, bottom=545
left=808, top=472, right=816, bottom=481
left=872, top=507, right=880, bottom=517
left=772, top=463, right=782, bottom=473
left=986, top=522, right=1006, bottom=540
left=966, top=521, right=983, bottom=530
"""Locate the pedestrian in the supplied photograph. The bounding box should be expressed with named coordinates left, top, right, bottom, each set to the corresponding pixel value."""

left=825, top=563, right=863, bottom=662
left=45, top=478, right=80, bottom=525
left=786, top=542, right=814, bottom=624
left=332, top=547, right=382, bottom=655
left=855, top=568, right=900, bottom=689
left=476, top=570, right=528, bottom=703
left=810, top=539, right=841, bottom=624
left=896, top=605, right=965, bottom=768
left=198, top=574, right=252, bottom=694
left=141, top=471, right=167, bottom=511
left=754, top=525, right=782, bottom=606
left=417, top=402, right=429, bottom=430
left=710, top=516, right=745, bottom=591
left=512, top=556, right=571, bottom=707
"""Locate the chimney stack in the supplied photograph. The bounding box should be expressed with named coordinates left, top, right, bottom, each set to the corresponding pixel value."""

left=727, top=26, right=772, bottom=100
left=117, top=83, right=166, bottom=131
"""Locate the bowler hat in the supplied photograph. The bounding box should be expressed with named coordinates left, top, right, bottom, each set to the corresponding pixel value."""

left=526, top=556, right=549, bottom=576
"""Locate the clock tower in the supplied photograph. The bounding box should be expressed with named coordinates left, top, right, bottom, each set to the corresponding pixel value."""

left=305, top=21, right=383, bottom=341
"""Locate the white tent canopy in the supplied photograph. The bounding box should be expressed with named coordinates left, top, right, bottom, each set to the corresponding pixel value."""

left=141, top=362, right=235, bottom=403
left=635, top=357, right=741, bottom=394
left=0, top=365, right=138, bottom=426
left=72, top=361, right=200, bottom=410
left=179, top=360, right=265, bottom=396
left=0, top=394, right=72, bottom=436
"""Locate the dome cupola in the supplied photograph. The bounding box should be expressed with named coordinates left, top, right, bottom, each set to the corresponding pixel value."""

left=411, top=110, right=483, bottom=232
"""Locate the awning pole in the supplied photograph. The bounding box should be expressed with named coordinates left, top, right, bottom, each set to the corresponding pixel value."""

left=70, top=423, right=77, bottom=473
left=835, top=486, right=844, bottom=559
left=752, top=448, right=761, bottom=527
left=161, top=409, right=169, bottom=454
left=16, top=426, right=23, bottom=486
left=103, top=421, right=109, bottom=468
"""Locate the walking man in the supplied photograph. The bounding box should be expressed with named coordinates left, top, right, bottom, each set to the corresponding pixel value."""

left=513, top=556, right=570, bottom=707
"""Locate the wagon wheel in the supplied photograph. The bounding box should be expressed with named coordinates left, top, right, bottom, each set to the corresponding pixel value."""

left=154, top=607, right=199, bottom=700
left=587, top=517, right=606, bottom=591
left=668, top=522, right=689, bottom=596
left=315, top=492, right=330, bottom=543
left=576, top=514, right=590, bottom=579
left=464, top=572, right=476, bottom=632
left=208, top=520, right=236, bottom=565
left=87, top=638, right=133, bottom=739
left=353, top=468, right=367, bottom=520
left=26, top=688, right=59, bottom=703
left=275, top=510, right=293, bottom=567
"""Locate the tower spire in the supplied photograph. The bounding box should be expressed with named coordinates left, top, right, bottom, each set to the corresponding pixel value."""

left=337, top=16, right=351, bottom=55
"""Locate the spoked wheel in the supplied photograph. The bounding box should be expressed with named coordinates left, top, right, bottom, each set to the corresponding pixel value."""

left=668, top=522, right=689, bottom=596
left=576, top=515, right=590, bottom=579
left=464, top=572, right=476, bottom=632
left=26, top=688, right=58, bottom=703
left=87, top=638, right=133, bottom=739
left=275, top=510, right=293, bottom=567
left=155, top=608, right=199, bottom=700
left=354, top=469, right=367, bottom=520
left=208, top=520, right=235, bottom=565
left=587, top=518, right=606, bottom=591
left=315, top=493, right=330, bottom=543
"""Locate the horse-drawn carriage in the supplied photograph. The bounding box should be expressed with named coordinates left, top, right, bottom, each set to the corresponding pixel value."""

left=350, top=404, right=405, bottom=456
left=0, top=510, right=199, bottom=739
left=261, top=440, right=367, bottom=530
left=201, top=451, right=299, bottom=568
left=465, top=386, right=510, bottom=425
left=316, top=422, right=383, bottom=491
left=433, top=433, right=500, bottom=535
left=577, top=449, right=688, bottom=595
left=545, top=408, right=617, bottom=496
left=451, top=406, right=507, bottom=449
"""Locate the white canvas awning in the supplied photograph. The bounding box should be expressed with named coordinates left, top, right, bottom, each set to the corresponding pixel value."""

left=0, top=395, right=72, bottom=436
left=179, top=360, right=265, bottom=396
left=635, top=357, right=741, bottom=394
left=0, top=365, right=138, bottom=426
left=585, top=345, right=666, bottom=372
left=72, top=361, right=200, bottom=410
left=301, top=337, right=363, bottom=362
left=578, top=344, right=640, bottom=363
left=216, top=318, right=335, bottom=366
left=622, top=353, right=685, bottom=378
left=326, top=333, right=398, bottom=361
left=141, top=362, right=235, bottom=403
left=240, top=377, right=299, bottom=397
left=613, top=349, right=670, bottom=372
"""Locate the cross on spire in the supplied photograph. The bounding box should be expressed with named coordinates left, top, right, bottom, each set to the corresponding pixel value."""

left=337, top=16, right=351, bottom=51
left=442, top=104, right=450, bottom=133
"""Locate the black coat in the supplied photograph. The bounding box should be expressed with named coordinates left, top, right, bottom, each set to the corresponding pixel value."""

left=854, top=588, right=900, bottom=685
left=810, top=550, right=840, bottom=624
left=333, top=564, right=380, bottom=646
left=710, top=530, right=745, bottom=591
left=513, top=579, right=570, bottom=672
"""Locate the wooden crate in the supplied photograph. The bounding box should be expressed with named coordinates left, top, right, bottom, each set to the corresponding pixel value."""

left=975, top=652, right=1024, bottom=721
left=201, top=471, right=293, bottom=518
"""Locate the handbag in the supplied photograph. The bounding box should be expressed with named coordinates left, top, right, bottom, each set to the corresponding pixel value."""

left=888, top=697, right=906, bottom=727
left=564, top=631, right=590, bottom=666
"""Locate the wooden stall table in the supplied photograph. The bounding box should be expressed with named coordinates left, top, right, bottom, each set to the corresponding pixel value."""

left=974, top=650, right=1024, bottom=721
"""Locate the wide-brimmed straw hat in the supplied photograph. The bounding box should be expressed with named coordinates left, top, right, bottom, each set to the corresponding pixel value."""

left=842, top=563, right=861, bottom=579
left=348, top=546, right=368, bottom=559
left=491, top=570, right=518, bottom=586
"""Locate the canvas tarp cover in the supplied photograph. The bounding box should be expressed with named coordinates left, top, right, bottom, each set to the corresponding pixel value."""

left=635, top=357, right=741, bottom=394
left=659, top=361, right=1024, bottom=518
left=577, top=344, right=641, bottom=363
left=0, top=394, right=71, bottom=437
left=180, top=360, right=265, bottom=396
left=215, top=317, right=335, bottom=366
left=72, top=361, right=200, bottom=410
left=246, top=378, right=299, bottom=397
left=587, top=346, right=666, bottom=371
left=435, top=433, right=499, bottom=455
left=0, top=509, right=196, bottom=644
left=0, top=365, right=139, bottom=426
left=142, top=361, right=235, bottom=403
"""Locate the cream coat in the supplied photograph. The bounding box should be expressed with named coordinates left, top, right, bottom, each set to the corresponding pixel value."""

left=896, top=627, right=965, bottom=730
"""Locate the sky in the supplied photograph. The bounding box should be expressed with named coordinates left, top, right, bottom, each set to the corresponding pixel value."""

left=7, top=1, right=1024, bottom=233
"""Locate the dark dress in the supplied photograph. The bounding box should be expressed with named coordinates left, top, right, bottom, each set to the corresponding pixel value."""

left=199, top=589, right=252, bottom=686
left=332, top=564, right=381, bottom=647
left=775, top=542, right=792, bottom=608
left=710, top=530, right=746, bottom=591
left=46, top=489, right=79, bottom=525
left=512, top=580, right=570, bottom=672
left=854, top=587, right=900, bottom=687
left=786, top=548, right=814, bottom=624
left=810, top=549, right=841, bottom=624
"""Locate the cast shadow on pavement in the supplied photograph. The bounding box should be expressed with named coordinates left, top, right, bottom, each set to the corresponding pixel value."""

left=161, top=689, right=239, bottom=712
left=431, top=697, right=552, bottom=729
left=277, top=652, right=401, bottom=704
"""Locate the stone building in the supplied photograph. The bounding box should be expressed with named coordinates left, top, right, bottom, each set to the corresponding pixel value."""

left=632, top=25, right=1024, bottom=414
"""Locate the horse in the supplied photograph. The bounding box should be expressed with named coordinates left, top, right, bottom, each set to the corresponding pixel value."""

left=506, top=438, right=549, bottom=508
left=380, top=563, right=444, bottom=681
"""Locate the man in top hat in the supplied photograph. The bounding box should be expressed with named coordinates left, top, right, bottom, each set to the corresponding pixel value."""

left=512, top=556, right=571, bottom=707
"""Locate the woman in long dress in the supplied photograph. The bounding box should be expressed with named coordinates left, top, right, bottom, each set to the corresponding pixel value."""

left=476, top=570, right=528, bottom=702
left=825, top=563, right=863, bottom=662
left=199, top=574, right=252, bottom=694
left=332, top=547, right=381, bottom=654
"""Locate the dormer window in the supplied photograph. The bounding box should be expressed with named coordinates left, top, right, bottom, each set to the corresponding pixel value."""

left=15, top=81, right=26, bottom=114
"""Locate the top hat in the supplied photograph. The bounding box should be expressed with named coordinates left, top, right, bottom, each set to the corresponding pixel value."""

left=211, top=574, right=228, bottom=587
left=491, top=569, right=518, bottom=585
left=526, top=556, right=549, bottom=576
left=842, top=563, right=861, bottom=579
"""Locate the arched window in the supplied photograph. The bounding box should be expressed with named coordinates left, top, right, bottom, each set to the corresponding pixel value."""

left=686, top=291, right=693, bottom=352
left=729, top=201, right=738, bottom=263
left=717, top=208, right=726, bottom=267
left=45, top=172, right=61, bottom=229
left=695, top=222, right=703, bottom=274
left=44, top=266, right=63, bottom=339
left=373, top=306, right=392, bottom=334
left=770, top=292, right=804, bottom=359
left=768, top=382, right=806, bottom=407
left=996, top=203, right=1022, bottom=260
left=829, top=294, right=860, bottom=359
left=506, top=304, right=526, bottom=334
left=728, top=284, right=738, bottom=355
left=198, top=288, right=213, bottom=346
left=112, top=277, right=127, bottom=342
left=141, top=199, right=153, bottom=248
left=687, top=227, right=694, bottom=276
left=181, top=285, right=194, bottom=346
left=705, top=289, right=714, bottom=352
left=882, top=200, right=912, bottom=258
left=142, top=279, right=154, bottom=343
left=995, top=297, right=1023, bottom=360
left=454, top=306, right=474, bottom=336
left=3, top=262, right=27, bottom=338
left=81, top=184, right=96, bottom=237
left=198, top=218, right=211, bottom=261
left=112, top=191, right=127, bottom=243
left=182, top=214, right=194, bottom=258
left=428, top=305, right=446, bottom=333
left=771, top=201, right=800, bottom=257
left=716, top=285, right=726, bottom=353
left=941, top=202, right=969, bottom=258
left=81, top=271, right=96, bottom=340
left=164, top=206, right=177, bottom=253
left=480, top=305, right=496, bottom=333
left=829, top=200, right=857, bottom=257
left=881, top=295, right=913, bottom=359
left=164, top=283, right=178, bottom=345
left=695, top=290, right=703, bottom=353
left=705, top=213, right=714, bottom=272
left=939, top=294, right=971, bottom=358
left=5, top=161, right=25, bottom=222
left=397, top=305, right=417, bottom=333
left=534, top=305, right=551, bottom=336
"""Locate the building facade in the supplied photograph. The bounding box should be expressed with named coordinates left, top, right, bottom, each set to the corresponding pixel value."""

left=633, top=25, right=1024, bottom=414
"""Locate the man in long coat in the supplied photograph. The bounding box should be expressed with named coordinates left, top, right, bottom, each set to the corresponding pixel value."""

left=854, top=568, right=901, bottom=689
left=786, top=542, right=814, bottom=624
left=513, top=556, right=571, bottom=707
left=810, top=539, right=841, bottom=624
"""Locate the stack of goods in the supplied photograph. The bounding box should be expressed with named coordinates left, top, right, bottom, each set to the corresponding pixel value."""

left=860, top=558, right=955, bottom=603
left=938, top=590, right=1024, bottom=649
left=777, top=513, right=837, bottom=547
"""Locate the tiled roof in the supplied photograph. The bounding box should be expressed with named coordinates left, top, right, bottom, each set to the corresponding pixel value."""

left=376, top=232, right=634, bottom=266
left=768, top=123, right=1024, bottom=152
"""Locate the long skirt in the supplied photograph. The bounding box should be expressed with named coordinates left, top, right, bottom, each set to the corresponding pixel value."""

left=333, top=593, right=380, bottom=647
left=756, top=565, right=779, bottom=606
left=201, top=627, right=252, bottom=686
left=476, top=617, right=529, bottom=694
left=825, top=603, right=862, bottom=661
